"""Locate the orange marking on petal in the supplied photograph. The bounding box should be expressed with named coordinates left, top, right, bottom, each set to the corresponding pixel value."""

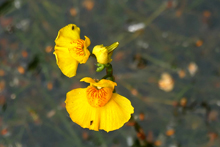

left=69, top=39, right=85, bottom=56
left=86, top=86, right=112, bottom=107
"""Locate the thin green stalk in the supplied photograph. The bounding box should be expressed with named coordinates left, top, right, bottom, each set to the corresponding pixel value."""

left=118, top=3, right=167, bottom=48
left=103, top=64, right=149, bottom=146
left=94, top=132, right=108, bottom=147
left=44, top=122, right=76, bottom=144
left=176, top=84, right=192, bottom=100
left=101, top=64, right=115, bottom=82
left=41, top=89, right=83, bottom=147
left=142, top=54, right=180, bottom=71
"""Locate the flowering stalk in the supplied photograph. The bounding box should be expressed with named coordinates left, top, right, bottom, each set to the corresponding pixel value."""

left=101, top=63, right=149, bottom=146
left=55, top=24, right=134, bottom=133
left=130, top=115, right=149, bottom=146
left=101, top=64, right=114, bottom=81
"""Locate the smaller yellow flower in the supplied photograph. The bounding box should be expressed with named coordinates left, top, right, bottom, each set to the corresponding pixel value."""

left=54, top=24, right=91, bottom=77
left=65, top=77, right=134, bottom=132
left=92, top=42, right=119, bottom=64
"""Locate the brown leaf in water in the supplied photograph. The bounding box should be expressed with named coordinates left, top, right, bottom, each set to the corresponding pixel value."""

left=22, top=50, right=28, bottom=58
left=114, top=51, right=125, bottom=62
left=139, top=112, right=145, bottom=121
left=158, top=73, right=174, bottom=92
left=188, top=62, right=198, bottom=76
left=47, top=82, right=53, bottom=90
left=208, top=132, right=218, bottom=142
left=180, top=98, right=187, bottom=107
left=166, top=129, right=175, bottom=136
left=0, top=70, right=5, bottom=76
left=195, top=40, right=203, bottom=47
left=17, top=66, right=25, bottom=74
left=208, top=110, right=218, bottom=121
left=203, top=11, right=211, bottom=18
left=82, top=0, right=94, bottom=11
left=178, top=69, right=186, bottom=78
left=69, top=7, right=77, bottom=17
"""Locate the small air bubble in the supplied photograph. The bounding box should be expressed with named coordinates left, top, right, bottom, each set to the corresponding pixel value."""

left=182, top=41, right=189, bottom=47
left=14, top=0, right=21, bottom=9
left=9, top=53, right=14, bottom=59
left=162, top=32, right=168, bottom=38
left=127, top=136, right=133, bottom=147
left=127, top=23, right=145, bottom=32
left=217, top=101, right=220, bottom=106
left=11, top=94, right=16, bottom=99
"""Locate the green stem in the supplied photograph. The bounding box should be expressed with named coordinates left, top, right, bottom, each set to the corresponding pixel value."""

left=102, top=64, right=149, bottom=146
left=130, top=115, right=148, bottom=147
left=41, top=89, right=83, bottom=147
left=102, top=63, right=115, bottom=81
left=101, top=74, right=111, bottom=79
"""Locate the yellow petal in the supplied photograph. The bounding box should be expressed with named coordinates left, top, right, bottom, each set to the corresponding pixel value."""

left=99, top=93, right=134, bottom=132
left=68, top=37, right=91, bottom=64
left=80, top=77, right=117, bottom=90
left=80, top=77, right=96, bottom=84
left=66, top=88, right=101, bottom=131
left=65, top=89, right=134, bottom=132
left=68, top=39, right=85, bottom=63
left=80, top=48, right=90, bottom=63
left=84, top=36, right=91, bottom=48
left=54, top=46, right=79, bottom=77
left=92, top=45, right=109, bottom=64
left=93, top=79, right=117, bottom=90
left=55, top=24, right=80, bottom=48
left=86, top=86, right=113, bottom=107
left=79, top=36, right=91, bottom=63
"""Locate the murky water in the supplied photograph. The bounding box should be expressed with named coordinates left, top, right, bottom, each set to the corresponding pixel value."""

left=1, top=0, right=220, bottom=147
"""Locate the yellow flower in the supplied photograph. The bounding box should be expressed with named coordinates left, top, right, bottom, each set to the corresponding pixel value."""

left=65, top=77, right=134, bottom=132
left=92, top=42, right=119, bottom=64
left=54, top=24, right=91, bottom=77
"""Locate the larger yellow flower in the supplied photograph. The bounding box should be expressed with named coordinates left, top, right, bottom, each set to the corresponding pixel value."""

left=65, top=77, right=134, bottom=132
left=54, top=24, right=91, bottom=77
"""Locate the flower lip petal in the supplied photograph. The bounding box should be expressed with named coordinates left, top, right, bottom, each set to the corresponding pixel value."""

left=69, top=36, right=91, bottom=64
left=80, top=77, right=96, bottom=84
left=80, top=77, right=117, bottom=90
left=80, top=48, right=90, bottom=64
left=77, top=36, right=91, bottom=64
left=93, top=79, right=117, bottom=90
left=86, top=86, right=113, bottom=107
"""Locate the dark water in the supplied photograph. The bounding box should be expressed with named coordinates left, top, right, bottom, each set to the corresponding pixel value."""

left=1, top=0, right=220, bottom=147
